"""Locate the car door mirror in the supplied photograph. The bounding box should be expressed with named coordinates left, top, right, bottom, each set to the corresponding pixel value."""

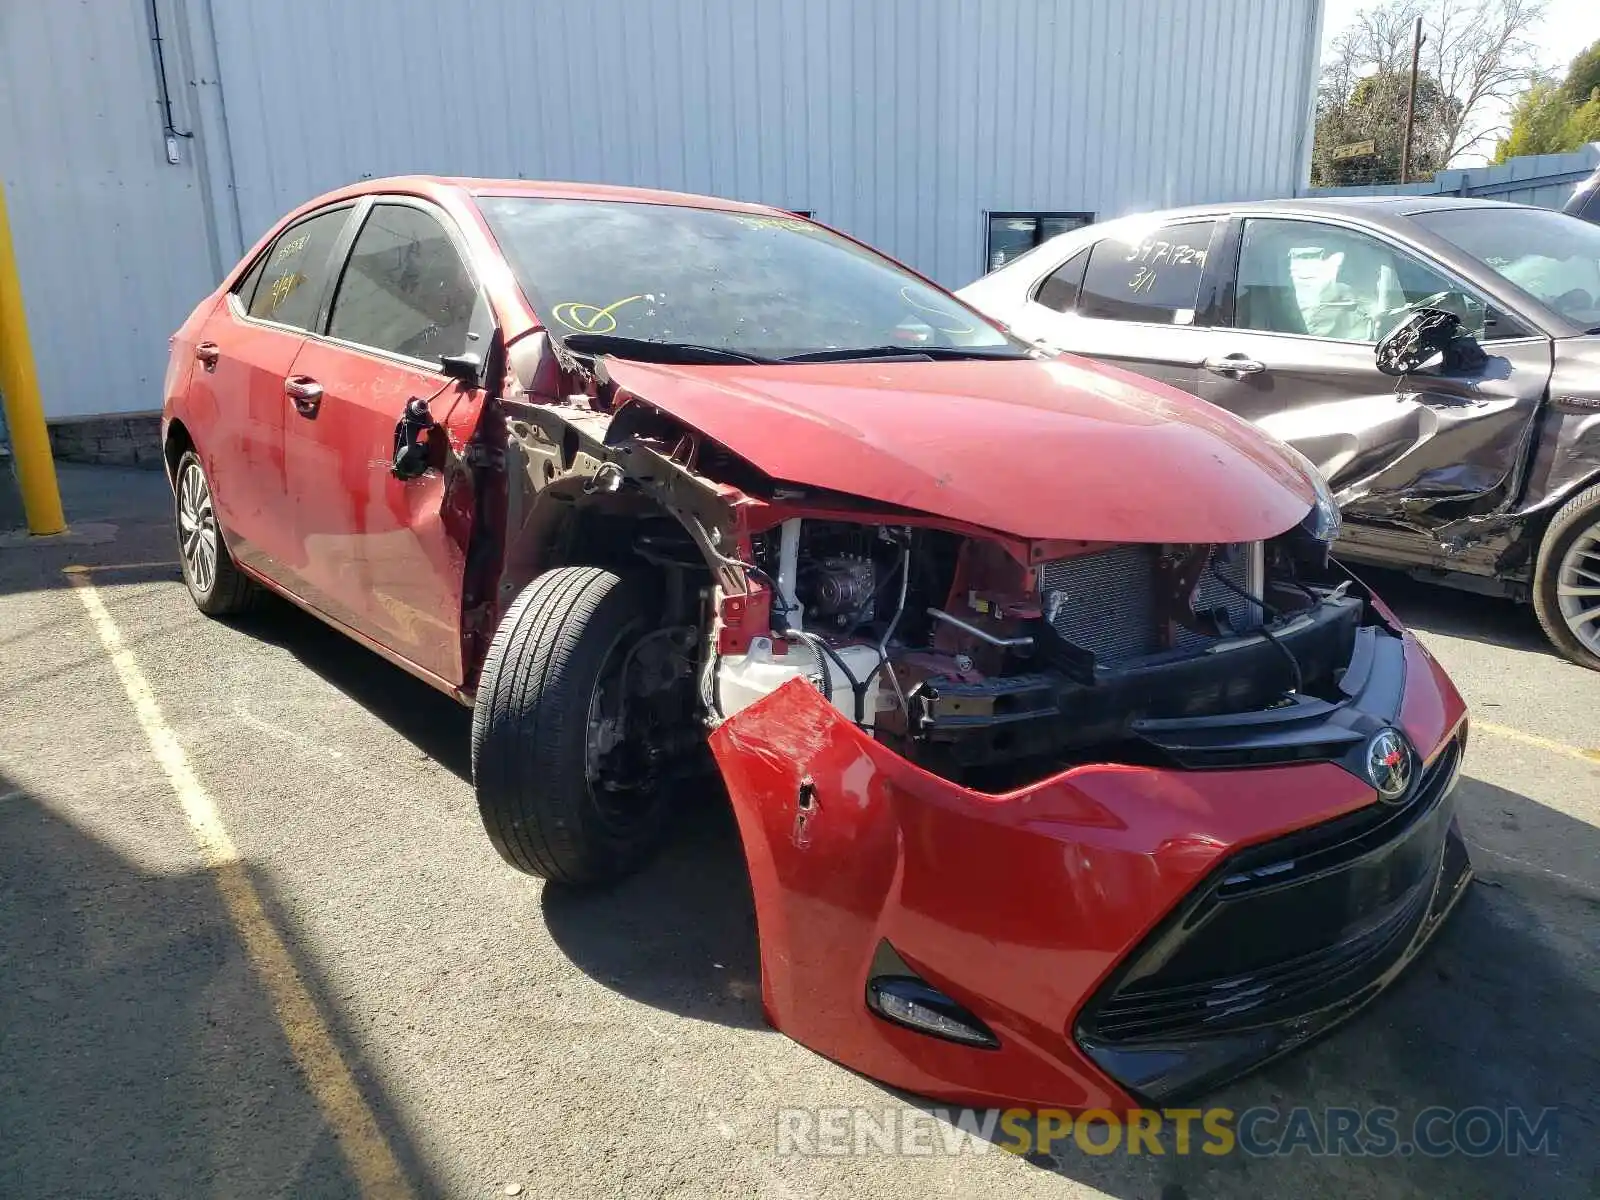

left=1375, top=307, right=1484, bottom=376
left=439, top=350, right=483, bottom=384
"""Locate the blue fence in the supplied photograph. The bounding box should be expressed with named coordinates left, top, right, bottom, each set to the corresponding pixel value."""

left=1302, top=143, right=1600, bottom=210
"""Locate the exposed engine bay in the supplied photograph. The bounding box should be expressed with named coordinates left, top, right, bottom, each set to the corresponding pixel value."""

left=709, top=514, right=1373, bottom=790
left=491, top=338, right=1389, bottom=794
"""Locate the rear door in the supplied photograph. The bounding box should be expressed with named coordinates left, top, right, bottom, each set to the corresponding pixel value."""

left=185, top=206, right=353, bottom=579
left=1006, top=218, right=1224, bottom=397
left=283, top=198, right=493, bottom=688
left=1194, top=215, right=1552, bottom=523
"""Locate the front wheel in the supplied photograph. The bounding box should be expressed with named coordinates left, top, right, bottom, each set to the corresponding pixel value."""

left=1533, top=483, right=1600, bottom=671
left=471, top=567, right=671, bottom=884
left=173, top=449, right=255, bottom=616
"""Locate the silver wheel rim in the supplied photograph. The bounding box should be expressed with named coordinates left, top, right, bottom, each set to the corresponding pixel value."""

left=177, top=460, right=218, bottom=595
left=1556, top=519, right=1600, bottom=655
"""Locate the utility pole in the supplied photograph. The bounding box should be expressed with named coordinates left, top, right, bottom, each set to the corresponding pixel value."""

left=0, top=180, right=66, bottom=535
left=1399, top=15, right=1425, bottom=185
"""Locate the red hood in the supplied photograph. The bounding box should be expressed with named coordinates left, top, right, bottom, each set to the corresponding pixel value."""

left=604, top=354, right=1318, bottom=543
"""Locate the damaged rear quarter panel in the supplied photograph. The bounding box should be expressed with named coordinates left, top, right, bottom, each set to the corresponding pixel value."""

left=709, top=676, right=1405, bottom=1110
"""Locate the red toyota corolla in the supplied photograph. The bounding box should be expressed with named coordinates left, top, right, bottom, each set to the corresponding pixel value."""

left=162, top=177, right=1471, bottom=1110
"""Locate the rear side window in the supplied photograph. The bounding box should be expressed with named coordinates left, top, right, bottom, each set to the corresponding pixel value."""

left=1034, top=249, right=1089, bottom=313
left=1079, top=221, right=1217, bottom=325
left=244, top=208, right=350, bottom=330
left=327, top=204, right=478, bottom=361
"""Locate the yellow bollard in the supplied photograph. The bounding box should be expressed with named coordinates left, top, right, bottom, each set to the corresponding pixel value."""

left=0, top=180, right=66, bottom=535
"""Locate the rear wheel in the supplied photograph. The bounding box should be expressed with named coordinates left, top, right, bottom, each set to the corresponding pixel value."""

left=471, top=567, right=673, bottom=884
left=174, top=449, right=255, bottom=616
left=1533, top=483, right=1600, bottom=671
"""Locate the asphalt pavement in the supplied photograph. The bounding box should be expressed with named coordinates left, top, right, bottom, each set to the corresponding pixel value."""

left=2, top=464, right=1596, bottom=1200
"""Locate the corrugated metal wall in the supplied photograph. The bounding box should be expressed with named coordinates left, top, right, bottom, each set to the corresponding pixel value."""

left=211, top=0, right=1321, bottom=281
left=4, top=0, right=1322, bottom=420
left=0, top=0, right=218, bottom=420
left=1304, top=144, right=1600, bottom=210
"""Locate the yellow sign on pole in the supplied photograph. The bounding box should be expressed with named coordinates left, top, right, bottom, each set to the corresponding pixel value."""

left=1332, top=139, right=1379, bottom=162
left=0, top=179, right=66, bottom=535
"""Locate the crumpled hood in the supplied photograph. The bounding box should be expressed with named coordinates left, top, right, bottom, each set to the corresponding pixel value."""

left=604, top=354, right=1318, bottom=543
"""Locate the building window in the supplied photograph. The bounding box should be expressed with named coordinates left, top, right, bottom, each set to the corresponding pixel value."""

left=985, top=212, right=1094, bottom=272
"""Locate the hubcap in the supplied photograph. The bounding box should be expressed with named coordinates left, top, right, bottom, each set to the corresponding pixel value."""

left=1556, top=518, right=1600, bottom=655
left=177, top=460, right=218, bottom=595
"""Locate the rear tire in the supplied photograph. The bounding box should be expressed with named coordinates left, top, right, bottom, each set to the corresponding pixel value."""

left=471, top=566, right=668, bottom=884
left=174, top=449, right=255, bottom=616
left=1533, top=482, right=1600, bottom=671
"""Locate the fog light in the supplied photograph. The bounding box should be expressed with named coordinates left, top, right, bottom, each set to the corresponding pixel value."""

left=866, top=977, right=999, bottom=1049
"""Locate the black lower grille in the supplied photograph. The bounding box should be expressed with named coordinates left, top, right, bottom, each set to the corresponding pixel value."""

left=1078, top=737, right=1462, bottom=1046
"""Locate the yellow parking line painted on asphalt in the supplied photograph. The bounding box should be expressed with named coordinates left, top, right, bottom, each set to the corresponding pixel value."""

left=1475, top=719, right=1600, bottom=765
left=65, top=571, right=415, bottom=1200
left=61, top=561, right=180, bottom=574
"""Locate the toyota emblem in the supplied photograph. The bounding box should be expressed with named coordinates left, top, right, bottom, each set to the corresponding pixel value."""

left=1366, top=728, right=1413, bottom=803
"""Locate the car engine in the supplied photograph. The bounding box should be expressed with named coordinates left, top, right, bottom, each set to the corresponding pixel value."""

left=713, top=515, right=1370, bottom=790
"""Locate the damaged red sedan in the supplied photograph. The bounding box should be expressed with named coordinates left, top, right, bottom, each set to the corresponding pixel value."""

left=162, top=178, right=1471, bottom=1110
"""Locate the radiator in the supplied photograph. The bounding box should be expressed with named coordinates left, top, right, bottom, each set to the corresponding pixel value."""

left=1035, top=544, right=1261, bottom=666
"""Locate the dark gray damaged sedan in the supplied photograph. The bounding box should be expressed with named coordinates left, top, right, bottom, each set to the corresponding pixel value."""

left=960, top=197, right=1600, bottom=669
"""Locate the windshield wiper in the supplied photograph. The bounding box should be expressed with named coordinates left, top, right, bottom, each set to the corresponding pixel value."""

left=558, top=333, right=777, bottom=365
left=780, top=344, right=1033, bottom=363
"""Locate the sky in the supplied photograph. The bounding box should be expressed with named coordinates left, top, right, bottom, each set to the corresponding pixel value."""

left=1320, top=0, right=1600, bottom=164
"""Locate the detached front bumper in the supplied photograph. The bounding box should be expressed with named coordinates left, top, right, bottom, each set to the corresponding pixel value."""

left=709, top=630, right=1469, bottom=1111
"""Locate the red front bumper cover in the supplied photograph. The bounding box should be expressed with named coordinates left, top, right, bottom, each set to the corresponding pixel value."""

left=710, top=631, right=1470, bottom=1111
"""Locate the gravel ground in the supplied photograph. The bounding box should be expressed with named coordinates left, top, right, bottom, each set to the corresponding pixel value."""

left=1, top=464, right=1596, bottom=1200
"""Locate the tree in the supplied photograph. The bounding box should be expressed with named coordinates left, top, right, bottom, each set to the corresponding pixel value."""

left=1315, top=0, right=1547, bottom=183
left=1313, top=70, right=1461, bottom=184
left=1561, top=40, right=1600, bottom=106
left=1567, top=94, right=1600, bottom=144
left=1493, top=38, right=1600, bottom=160
left=1494, top=80, right=1572, bottom=160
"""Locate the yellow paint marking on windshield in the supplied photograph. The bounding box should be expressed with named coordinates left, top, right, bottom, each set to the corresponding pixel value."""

left=551, top=294, right=646, bottom=334
left=65, top=571, right=416, bottom=1200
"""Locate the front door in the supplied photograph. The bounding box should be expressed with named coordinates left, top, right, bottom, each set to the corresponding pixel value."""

left=1196, top=216, right=1553, bottom=531
left=189, top=206, right=352, bottom=579
left=283, top=200, right=492, bottom=689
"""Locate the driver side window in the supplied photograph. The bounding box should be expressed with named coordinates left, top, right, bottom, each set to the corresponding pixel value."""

left=327, top=203, right=479, bottom=361
left=1234, top=218, right=1484, bottom=344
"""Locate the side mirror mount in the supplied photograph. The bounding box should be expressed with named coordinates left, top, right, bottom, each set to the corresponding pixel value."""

left=1375, top=306, right=1484, bottom=377
left=392, top=397, right=440, bottom=481
left=439, top=350, right=484, bottom=385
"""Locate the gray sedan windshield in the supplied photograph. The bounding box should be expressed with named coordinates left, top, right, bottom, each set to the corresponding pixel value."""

left=478, top=198, right=1018, bottom=358
left=1412, top=206, right=1600, bottom=330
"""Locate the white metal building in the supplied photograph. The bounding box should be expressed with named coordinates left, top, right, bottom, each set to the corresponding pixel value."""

left=0, top=0, right=1324, bottom=425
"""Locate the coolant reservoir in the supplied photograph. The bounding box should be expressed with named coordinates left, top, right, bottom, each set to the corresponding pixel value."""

left=718, top=636, right=884, bottom=726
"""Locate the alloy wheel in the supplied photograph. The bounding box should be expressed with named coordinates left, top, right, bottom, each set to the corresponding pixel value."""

left=177, top=459, right=218, bottom=595
left=1556, top=519, right=1600, bottom=656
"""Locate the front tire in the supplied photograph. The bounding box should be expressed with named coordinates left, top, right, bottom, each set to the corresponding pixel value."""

left=1533, top=482, right=1600, bottom=671
left=471, top=567, right=669, bottom=884
left=174, top=449, right=255, bottom=616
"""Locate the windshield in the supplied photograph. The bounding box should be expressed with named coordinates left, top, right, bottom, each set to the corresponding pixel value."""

left=477, top=197, right=1021, bottom=359
left=1411, top=206, right=1600, bottom=331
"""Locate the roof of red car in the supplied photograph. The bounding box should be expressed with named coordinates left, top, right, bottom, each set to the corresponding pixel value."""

left=317, top=174, right=786, bottom=216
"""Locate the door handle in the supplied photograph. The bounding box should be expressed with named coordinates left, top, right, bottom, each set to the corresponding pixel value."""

left=195, top=342, right=220, bottom=371
left=284, top=375, right=323, bottom=415
left=1204, top=354, right=1266, bottom=376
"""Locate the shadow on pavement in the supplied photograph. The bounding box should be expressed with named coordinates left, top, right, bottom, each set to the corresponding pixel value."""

left=1357, top=565, right=1557, bottom=658
left=237, top=592, right=474, bottom=782
left=542, top=786, right=765, bottom=1030
left=0, top=770, right=440, bottom=1199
